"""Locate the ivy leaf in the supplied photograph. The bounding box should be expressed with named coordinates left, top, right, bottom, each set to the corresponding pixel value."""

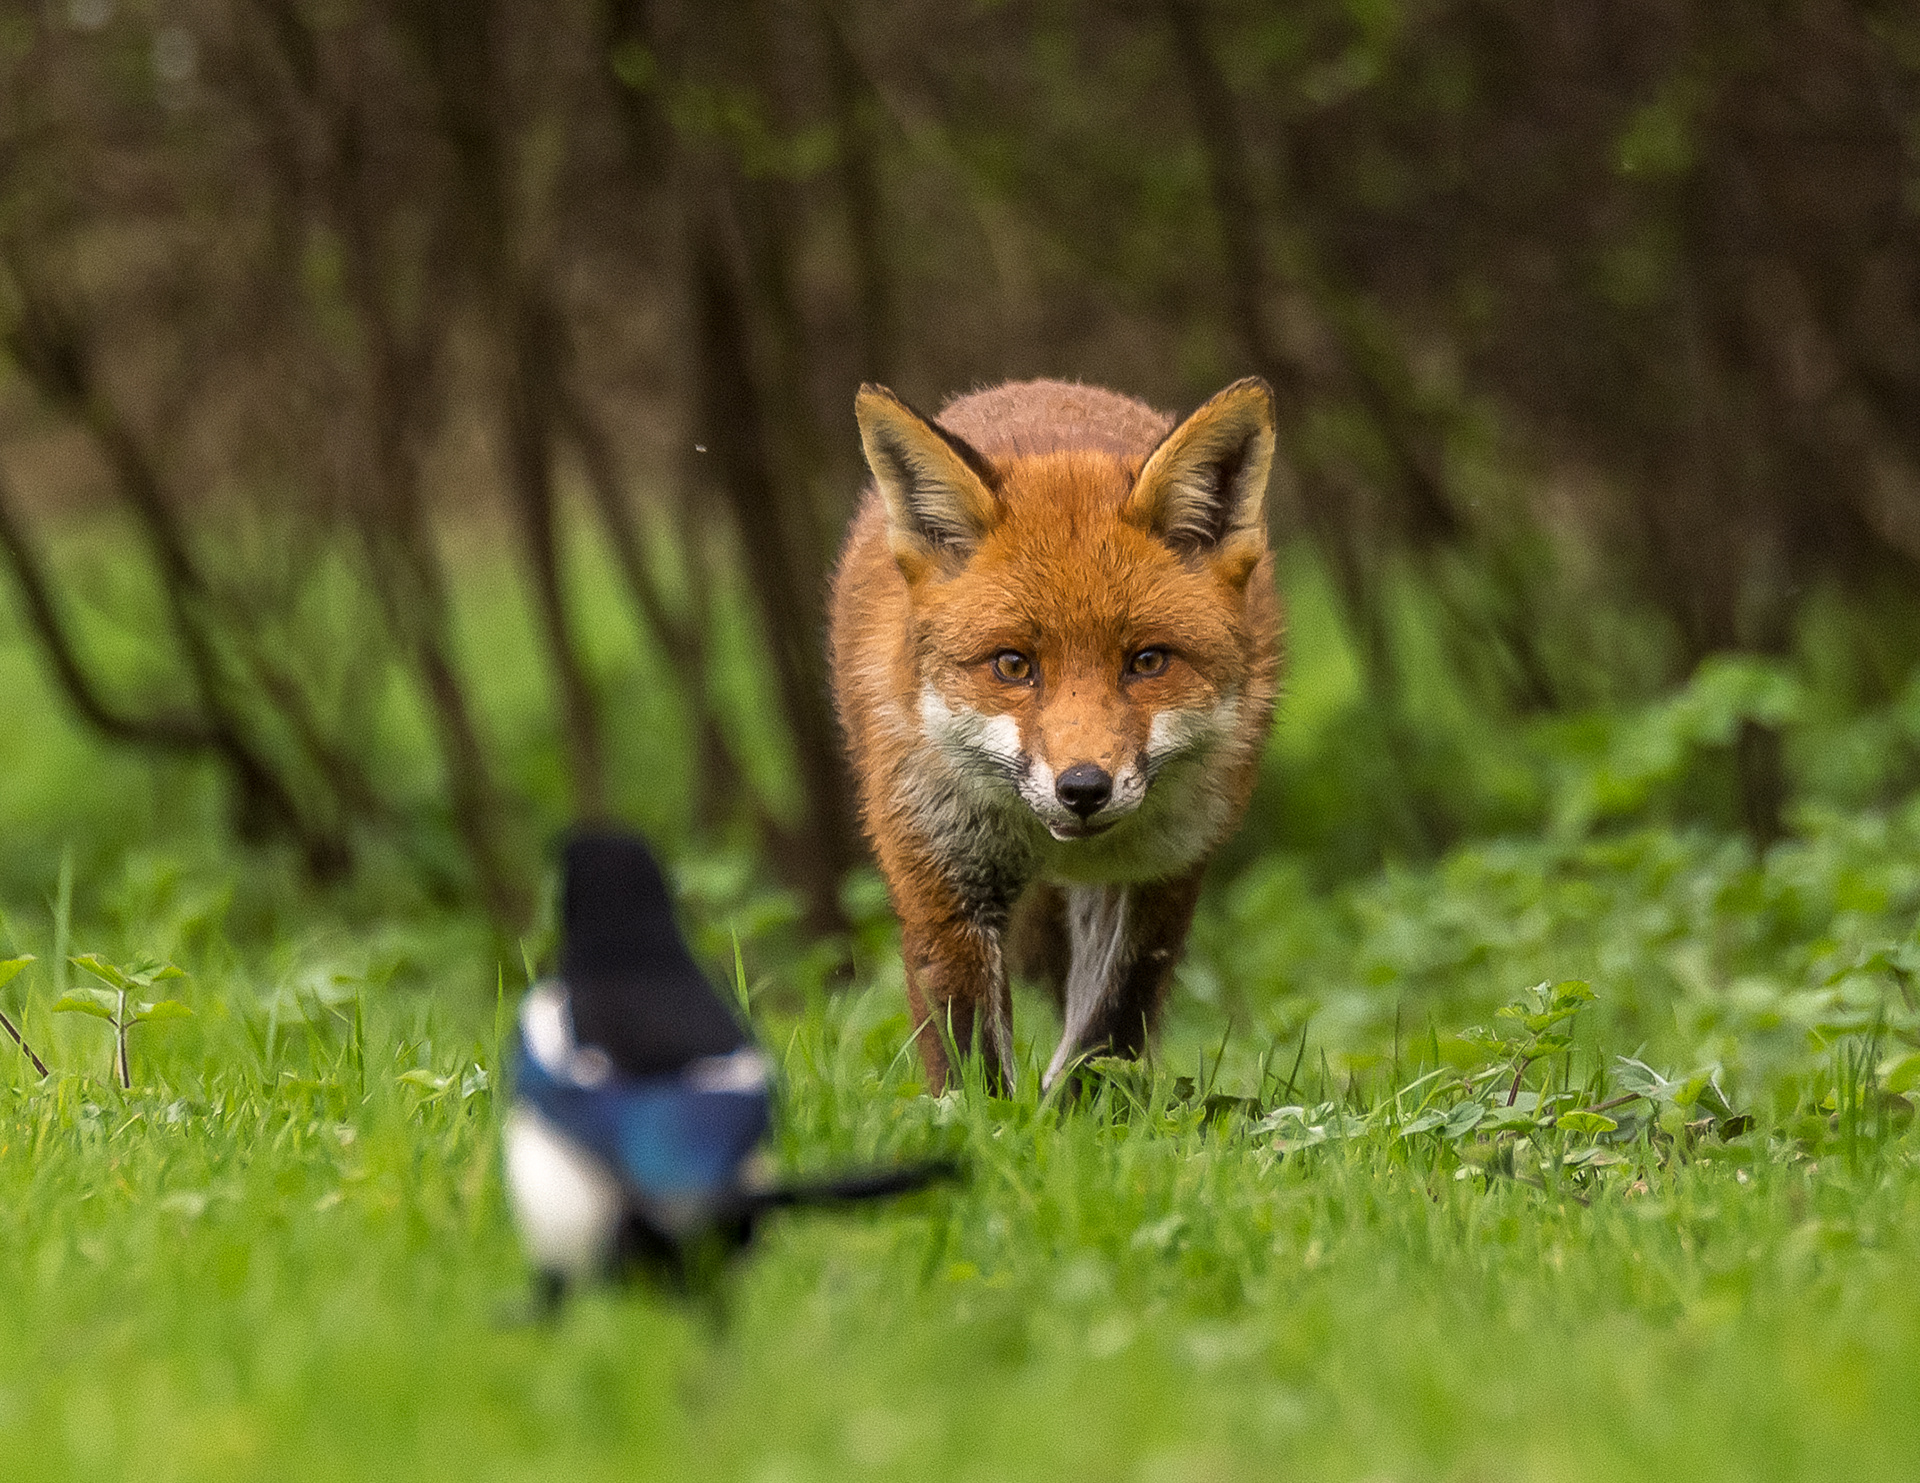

left=1557, top=1109, right=1619, bottom=1136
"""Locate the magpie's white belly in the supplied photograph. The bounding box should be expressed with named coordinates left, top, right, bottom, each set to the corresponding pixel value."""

left=503, top=1106, right=622, bottom=1278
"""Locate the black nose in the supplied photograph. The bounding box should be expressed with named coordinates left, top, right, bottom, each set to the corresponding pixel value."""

left=1056, top=763, right=1113, bottom=818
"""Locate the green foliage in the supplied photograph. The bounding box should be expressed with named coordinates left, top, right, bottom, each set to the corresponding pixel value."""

left=3, top=537, right=1920, bottom=1478
left=1211, top=978, right=1779, bottom=1197
left=1, top=733, right=1917, bottom=1482
left=1249, top=573, right=1920, bottom=875
left=0, top=956, right=1916, bottom=1481
left=54, top=953, right=190, bottom=1088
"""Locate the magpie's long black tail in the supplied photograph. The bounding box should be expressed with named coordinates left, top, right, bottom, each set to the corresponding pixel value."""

left=747, top=1159, right=963, bottom=1212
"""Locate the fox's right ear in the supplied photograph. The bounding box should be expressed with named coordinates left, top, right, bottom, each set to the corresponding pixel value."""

left=855, top=385, right=1000, bottom=572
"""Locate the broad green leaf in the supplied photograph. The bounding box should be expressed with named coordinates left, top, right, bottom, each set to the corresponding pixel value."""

left=0, top=955, right=33, bottom=990
left=1398, top=1108, right=1447, bottom=1137
left=70, top=954, right=130, bottom=991
left=1441, top=1101, right=1487, bottom=1139
left=1613, top=1056, right=1677, bottom=1102
left=1882, top=1052, right=1920, bottom=1095
left=1550, top=980, right=1596, bottom=1009
left=1680, top=1074, right=1735, bottom=1119
left=1557, top=1110, right=1618, bottom=1136
left=134, top=1000, right=193, bottom=1023
left=53, top=993, right=116, bottom=1021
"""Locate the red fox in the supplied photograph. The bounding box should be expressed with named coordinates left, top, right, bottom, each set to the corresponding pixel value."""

left=829, top=377, right=1281, bottom=1092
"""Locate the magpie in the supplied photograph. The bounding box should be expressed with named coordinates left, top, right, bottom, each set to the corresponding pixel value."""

left=504, top=828, right=956, bottom=1294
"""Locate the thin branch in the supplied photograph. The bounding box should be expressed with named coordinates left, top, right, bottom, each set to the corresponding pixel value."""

left=556, top=382, right=750, bottom=830
left=0, top=466, right=216, bottom=754
left=689, top=211, right=859, bottom=925
left=1506, top=1056, right=1533, bottom=1107
left=823, top=4, right=894, bottom=382
left=498, top=290, right=608, bottom=817
left=252, top=2, right=527, bottom=923
left=4, top=262, right=349, bottom=875
left=0, top=1008, right=49, bottom=1080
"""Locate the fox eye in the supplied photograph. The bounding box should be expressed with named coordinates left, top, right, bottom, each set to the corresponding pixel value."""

left=1127, top=647, right=1170, bottom=678
left=990, top=650, right=1034, bottom=684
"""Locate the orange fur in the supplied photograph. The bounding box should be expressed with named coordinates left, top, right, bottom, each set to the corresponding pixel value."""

left=830, top=378, right=1281, bottom=1091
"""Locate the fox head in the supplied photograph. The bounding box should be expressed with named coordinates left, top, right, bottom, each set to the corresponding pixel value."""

left=854, top=378, right=1276, bottom=848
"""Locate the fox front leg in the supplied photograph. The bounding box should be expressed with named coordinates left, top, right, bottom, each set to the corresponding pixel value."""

left=1043, top=868, right=1206, bottom=1090
left=900, top=912, right=1016, bottom=1094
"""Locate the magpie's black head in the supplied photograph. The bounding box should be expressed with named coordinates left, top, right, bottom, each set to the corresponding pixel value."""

left=557, top=829, right=750, bottom=1077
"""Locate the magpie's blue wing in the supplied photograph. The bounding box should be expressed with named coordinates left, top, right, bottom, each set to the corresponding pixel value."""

left=510, top=985, right=771, bottom=1241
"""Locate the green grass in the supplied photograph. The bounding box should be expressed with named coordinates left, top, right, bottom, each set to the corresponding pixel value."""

left=2, top=965, right=1917, bottom=1483
left=2, top=528, right=1918, bottom=1480
left=2, top=825, right=1915, bottom=1483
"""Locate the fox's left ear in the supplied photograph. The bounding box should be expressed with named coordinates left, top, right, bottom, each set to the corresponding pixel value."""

left=1124, top=377, right=1275, bottom=578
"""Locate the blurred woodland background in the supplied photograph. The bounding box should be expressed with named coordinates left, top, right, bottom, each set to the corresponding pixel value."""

left=1, top=0, right=1918, bottom=939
